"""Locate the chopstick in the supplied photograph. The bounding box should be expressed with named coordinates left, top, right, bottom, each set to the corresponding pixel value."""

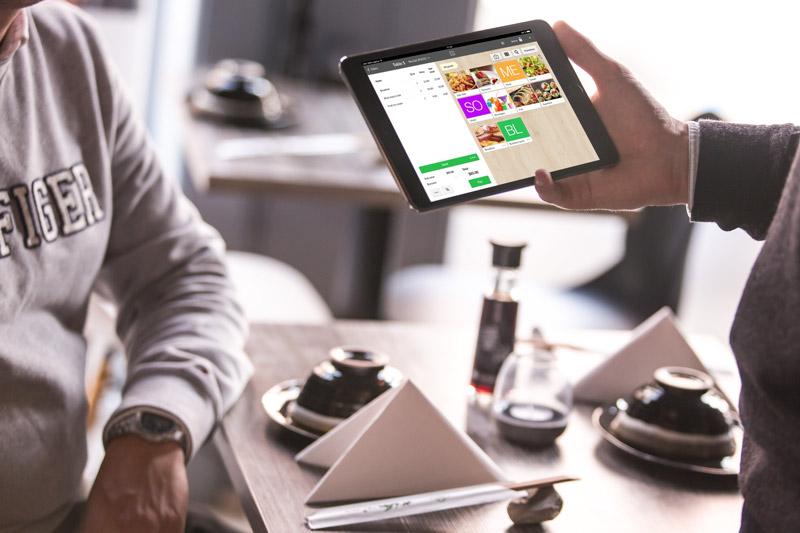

left=305, top=475, right=578, bottom=530
left=504, top=474, right=580, bottom=490
left=516, top=336, right=601, bottom=354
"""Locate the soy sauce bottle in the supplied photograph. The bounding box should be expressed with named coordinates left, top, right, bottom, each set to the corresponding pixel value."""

left=470, top=240, right=526, bottom=398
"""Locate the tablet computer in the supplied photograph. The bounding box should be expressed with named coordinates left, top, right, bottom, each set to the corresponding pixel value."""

left=340, top=20, right=618, bottom=212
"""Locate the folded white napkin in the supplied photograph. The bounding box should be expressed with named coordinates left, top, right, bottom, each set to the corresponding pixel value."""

left=573, top=307, right=709, bottom=405
left=296, top=380, right=506, bottom=505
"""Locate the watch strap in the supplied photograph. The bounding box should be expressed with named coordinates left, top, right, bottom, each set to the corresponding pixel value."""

left=104, top=407, right=191, bottom=462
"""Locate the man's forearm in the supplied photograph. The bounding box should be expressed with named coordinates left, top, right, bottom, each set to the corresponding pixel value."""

left=83, top=435, right=188, bottom=533
left=691, top=121, right=800, bottom=240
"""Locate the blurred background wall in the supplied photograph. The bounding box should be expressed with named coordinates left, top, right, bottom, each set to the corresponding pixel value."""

left=84, top=0, right=800, bottom=340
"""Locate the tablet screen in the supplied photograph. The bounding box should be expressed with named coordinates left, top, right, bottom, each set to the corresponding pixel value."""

left=363, top=29, right=599, bottom=202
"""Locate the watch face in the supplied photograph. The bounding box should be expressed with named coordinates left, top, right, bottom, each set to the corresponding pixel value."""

left=141, top=412, right=177, bottom=434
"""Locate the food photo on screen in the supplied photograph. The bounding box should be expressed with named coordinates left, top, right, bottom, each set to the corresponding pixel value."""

left=472, top=123, right=506, bottom=149
left=519, top=54, right=550, bottom=77
left=538, top=79, right=563, bottom=101
left=485, top=91, right=513, bottom=113
left=445, top=70, right=478, bottom=93
left=508, top=84, right=540, bottom=107
left=470, top=65, right=500, bottom=88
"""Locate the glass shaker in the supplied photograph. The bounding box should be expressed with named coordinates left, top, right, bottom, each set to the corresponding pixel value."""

left=492, top=329, right=573, bottom=447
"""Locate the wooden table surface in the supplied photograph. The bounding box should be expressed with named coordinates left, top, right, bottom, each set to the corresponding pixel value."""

left=216, top=321, right=742, bottom=532
left=183, top=79, right=584, bottom=212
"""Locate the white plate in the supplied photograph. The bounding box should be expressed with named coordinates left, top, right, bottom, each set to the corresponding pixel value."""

left=261, top=379, right=323, bottom=440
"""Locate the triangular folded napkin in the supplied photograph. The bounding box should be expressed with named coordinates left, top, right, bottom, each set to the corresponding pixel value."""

left=296, top=380, right=506, bottom=505
left=573, top=307, right=708, bottom=405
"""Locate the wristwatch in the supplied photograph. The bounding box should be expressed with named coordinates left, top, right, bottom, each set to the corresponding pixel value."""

left=104, top=409, right=190, bottom=461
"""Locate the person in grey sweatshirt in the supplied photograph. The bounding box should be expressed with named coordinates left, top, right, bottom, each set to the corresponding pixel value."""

left=0, top=1, right=252, bottom=532
left=534, top=22, right=800, bottom=533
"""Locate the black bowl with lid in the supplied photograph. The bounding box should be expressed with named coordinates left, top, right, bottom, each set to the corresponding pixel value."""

left=609, top=366, right=738, bottom=460
left=290, top=347, right=402, bottom=432
left=187, top=59, right=291, bottom=128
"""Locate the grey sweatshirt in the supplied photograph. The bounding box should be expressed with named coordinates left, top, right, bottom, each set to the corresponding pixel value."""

left=0, top=3, right=252, bottom=532
left=692, top=121, right=800, bottom=531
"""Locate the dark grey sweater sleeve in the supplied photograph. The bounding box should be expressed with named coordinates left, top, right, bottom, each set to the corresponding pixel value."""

left=691, top=121, right=800, bottom=240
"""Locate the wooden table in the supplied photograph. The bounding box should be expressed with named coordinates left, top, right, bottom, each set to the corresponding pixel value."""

left=215, top=321, right=742, bottom=532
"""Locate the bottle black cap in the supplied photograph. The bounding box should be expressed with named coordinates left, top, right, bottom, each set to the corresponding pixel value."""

left=490, top=239, right=527, bottom=268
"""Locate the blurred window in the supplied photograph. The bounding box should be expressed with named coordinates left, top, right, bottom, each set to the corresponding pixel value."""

left=476, top=0, right=800, bottom=124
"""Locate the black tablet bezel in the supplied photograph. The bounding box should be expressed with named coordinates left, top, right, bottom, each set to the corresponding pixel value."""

left=340, top=20, right=618, bottom=212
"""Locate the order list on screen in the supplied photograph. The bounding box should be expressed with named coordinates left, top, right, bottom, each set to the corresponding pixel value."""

left=367, top=62, right=496, bottom=201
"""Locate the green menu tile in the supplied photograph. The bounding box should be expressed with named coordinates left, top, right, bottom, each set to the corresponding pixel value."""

left=497, top=117, right=530, bottom=142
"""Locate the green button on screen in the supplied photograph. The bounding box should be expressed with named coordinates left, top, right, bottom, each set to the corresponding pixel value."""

left=419, top=153, right=479, bottom=174
left=469, top=176, right=491, bottom=188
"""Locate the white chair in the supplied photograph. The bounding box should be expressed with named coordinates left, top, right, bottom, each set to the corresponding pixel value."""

left=225, top=250, right=332, bottom=324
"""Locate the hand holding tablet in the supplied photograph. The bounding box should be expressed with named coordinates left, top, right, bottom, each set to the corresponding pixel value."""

left=340, top=20, right=619, bottom=211
left=533, top=22, right=691, bottom=211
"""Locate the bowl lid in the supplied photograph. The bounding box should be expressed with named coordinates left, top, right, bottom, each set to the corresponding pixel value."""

left=329, top=346, right=389, bottom=374
left=622, top=366, right=734, bottom=437
left=654, top=366, right=713, bottom=395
